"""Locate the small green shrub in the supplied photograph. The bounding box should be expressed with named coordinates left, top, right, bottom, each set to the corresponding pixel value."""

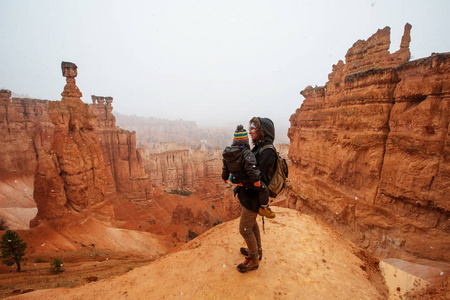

left=50, top=258, right=64, bottom=273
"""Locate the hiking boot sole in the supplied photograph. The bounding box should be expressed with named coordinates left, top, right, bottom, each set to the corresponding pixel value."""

left=237, top=264, right=259, bottom=273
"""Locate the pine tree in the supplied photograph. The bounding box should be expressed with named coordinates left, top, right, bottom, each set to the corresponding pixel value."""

left=1, top=230, right=27, bottom=271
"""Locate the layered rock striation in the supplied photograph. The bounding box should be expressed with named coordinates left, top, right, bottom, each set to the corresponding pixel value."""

left=287, top=24, right=449, bottom=261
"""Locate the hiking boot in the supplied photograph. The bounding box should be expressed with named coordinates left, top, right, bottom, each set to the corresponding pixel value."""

left=258, top=206, right=275, bottom=218
left=240, top=247, right=263, bottom=260
left=237, top=256, right=259, bottom=273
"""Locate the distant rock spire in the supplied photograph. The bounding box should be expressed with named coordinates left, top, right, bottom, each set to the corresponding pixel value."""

left=89, top=95, right=116, bottom=128
left=0, top=89, right=11, bottom=103
left=396, top=23, right=412, bottom=62
left=400, top=23, right=412, bottom=49
left=61, top=61, right=82, bottom=101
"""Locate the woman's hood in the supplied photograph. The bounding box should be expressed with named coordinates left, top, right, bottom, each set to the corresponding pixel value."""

left=250, top=117, right=275, bottom=144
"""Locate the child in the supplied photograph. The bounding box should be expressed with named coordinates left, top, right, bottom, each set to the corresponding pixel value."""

left=222, top=125, right=269, bottom=207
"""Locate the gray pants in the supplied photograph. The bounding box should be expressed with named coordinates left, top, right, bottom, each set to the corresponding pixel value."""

left=239, top=206, right=261, bottom=259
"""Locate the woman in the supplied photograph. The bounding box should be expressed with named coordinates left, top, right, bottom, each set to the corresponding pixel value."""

left=232, top=117, right=277, bottom=273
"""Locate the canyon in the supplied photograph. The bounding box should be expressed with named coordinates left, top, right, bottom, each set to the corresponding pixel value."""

left=0, top=62, right=240, bottom=258
left=114, top=113, right=232, bottom=150
left=0, top=23, right=448, bottom=299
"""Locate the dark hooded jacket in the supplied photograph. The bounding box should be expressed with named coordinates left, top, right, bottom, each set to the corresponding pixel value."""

left=233, top=117, right=277, bottom=212
left=221, top=145, right=260, bottom=184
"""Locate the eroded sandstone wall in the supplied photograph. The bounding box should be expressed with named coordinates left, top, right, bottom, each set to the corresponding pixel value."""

left=287, top=24, right=449, bottom=261
left=139, top=143, right=225, bottom=196
left=90, top=95, right=152, bottom=202
left=0, top=90, right=52, bottom=178
left=0, top=91, right=46, bottom=228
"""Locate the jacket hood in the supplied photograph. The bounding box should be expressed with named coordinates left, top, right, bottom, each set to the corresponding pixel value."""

left=250, top=117, right=275, bottom=145
left=222, top=145, right=246, bottom=161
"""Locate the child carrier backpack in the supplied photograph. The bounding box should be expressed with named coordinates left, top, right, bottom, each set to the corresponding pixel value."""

left=258, top=145, right=289, bottom=198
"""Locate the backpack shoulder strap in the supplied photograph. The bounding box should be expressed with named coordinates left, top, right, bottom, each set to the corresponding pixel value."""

left=258, top=144, right=277, bottom=156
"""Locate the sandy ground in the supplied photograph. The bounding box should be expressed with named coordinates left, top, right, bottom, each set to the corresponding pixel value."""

left=7, top=207, right=390, bottom=300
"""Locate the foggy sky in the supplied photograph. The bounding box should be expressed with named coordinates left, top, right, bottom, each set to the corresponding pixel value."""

left=1, top=0, right=449, bottom=139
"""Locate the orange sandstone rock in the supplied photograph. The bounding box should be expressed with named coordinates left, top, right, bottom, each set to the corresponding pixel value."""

left=31, top=62, right=113, bottom=227
left=287, top=24, right=449, bottom=261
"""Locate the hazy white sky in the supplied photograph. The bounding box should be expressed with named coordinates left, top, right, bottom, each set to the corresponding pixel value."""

left=1, top=0, right=449, bottom=137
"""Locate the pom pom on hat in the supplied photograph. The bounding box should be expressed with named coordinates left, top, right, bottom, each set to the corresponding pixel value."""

left=233, top=125, right=249, bottom=146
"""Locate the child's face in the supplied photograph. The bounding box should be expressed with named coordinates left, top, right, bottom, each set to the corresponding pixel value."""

left=249, top=127, right=258, bottom=141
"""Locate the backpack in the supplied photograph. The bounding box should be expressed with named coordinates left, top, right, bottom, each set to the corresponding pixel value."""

left=258, top=145, right=289, bottom=198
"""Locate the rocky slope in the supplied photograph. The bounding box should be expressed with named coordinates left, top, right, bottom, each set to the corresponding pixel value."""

left=8, top=208, right=390, bottom=300
left=287, top=24, right=449, bottom=261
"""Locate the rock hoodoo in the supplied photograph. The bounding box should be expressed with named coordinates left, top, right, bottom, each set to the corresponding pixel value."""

left=287, top=24, right=449, bottom=261
left=31, top=62, right=114, bottom=227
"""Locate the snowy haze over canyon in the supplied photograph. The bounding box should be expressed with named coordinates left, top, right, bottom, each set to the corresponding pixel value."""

left=1, top=0, right=449, bottom=136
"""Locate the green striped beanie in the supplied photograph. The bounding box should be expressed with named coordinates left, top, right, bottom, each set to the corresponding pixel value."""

left=233, top=125, right=249, bottom=145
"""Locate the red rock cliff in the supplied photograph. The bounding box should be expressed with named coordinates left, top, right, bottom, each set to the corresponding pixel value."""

left=90, top=95, right=152, bottom=202
left=287, top=24, right=449, bottom=261
left=0, top=90, right=49, bottom=228
left=0, top=90, right=51, bottom=178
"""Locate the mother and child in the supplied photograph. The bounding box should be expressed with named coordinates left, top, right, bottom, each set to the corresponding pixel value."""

left=222, top=117, right=277, bottom=273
